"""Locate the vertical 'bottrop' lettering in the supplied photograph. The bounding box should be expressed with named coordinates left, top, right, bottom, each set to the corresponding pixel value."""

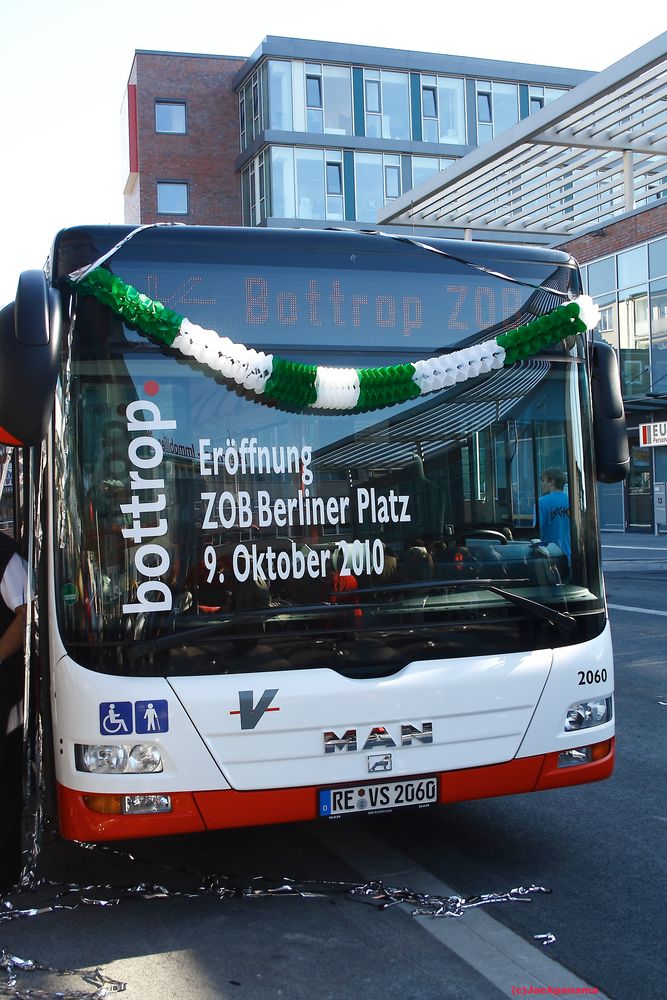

left=121, top=400, right=177, bottom=615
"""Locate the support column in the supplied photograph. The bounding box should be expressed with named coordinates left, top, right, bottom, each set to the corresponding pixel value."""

left=623, top=150, right=634, bottom=212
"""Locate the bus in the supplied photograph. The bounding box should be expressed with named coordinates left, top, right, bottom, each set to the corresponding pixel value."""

left=0, top=224, right=628, bottom=854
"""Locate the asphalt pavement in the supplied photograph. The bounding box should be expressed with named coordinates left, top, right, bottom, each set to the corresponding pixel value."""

left=601, top=530, right=667, bottom=573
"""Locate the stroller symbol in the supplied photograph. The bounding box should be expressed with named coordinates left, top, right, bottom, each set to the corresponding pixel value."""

left=368, top=753, right=392, bottom=773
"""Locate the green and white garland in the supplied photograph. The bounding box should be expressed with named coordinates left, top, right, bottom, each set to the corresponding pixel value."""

left=71, top=267, right=599, bottom=412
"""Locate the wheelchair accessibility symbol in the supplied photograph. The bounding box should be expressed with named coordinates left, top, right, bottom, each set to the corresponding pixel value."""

left=99, top=700, right=169, bottom=736
left=100, top=701, right=133, bottom=735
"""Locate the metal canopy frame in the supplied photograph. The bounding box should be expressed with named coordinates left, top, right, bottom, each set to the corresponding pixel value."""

left=378, top=32, right=667, bottom=238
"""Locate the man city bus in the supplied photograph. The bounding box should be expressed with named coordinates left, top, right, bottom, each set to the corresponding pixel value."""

left=0, top=224, right=628, bottom=852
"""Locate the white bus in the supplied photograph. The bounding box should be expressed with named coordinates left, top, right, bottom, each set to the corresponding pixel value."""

left=0, top=224, right=628, bottom=854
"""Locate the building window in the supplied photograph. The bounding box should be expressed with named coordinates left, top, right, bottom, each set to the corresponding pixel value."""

left=240, top=90, right=247, bottom=149
left=269, top=147, right=296, bottom=219
left=595, top=295, right=619, bottom=352
left=619, top=287, right=649, bottom=399
left=436, top=77, right=466, bottom=145
left=268, top=60, right=293, bottom=130
left=529, top=88, right=545, bottom=114
left=527, top=84, right=568, bottom=115
left=476, top=80, right=519, bottom=143
left=411, top=155, right=455, bottom=188
left=305, top=64, right=324, bottom=133
left=650, top=278, right=667, bottom=393
left=494, top=83, right=519, bottom=133
left=355, top=152, right=401, bottom=223
left=598, top=304, right=614, bottom=334
left=242, top=152, right=269, bottom=226
left=365, top=77, right=381, bottom=114
left=301, top=63, right=353, bottom=136
left=239, top=67, right=266, bottom=151
left=261, top=146, right=346, bottom=224
left=422, top=86, right=437, bottom=119
left=356, top=152, right=383, bottom=222
left=326, top=160, right=342, bottom=194
left=295, top=147, right=325, bottom=217
left=477, top=87, right=492, bottom=125
left=321, top=65, right=352, bottom=135
left=155, top=101, right=186, bottom=134
left=546, top=87, right=567, bottom=104
left=306, top=78, right=321, bottom=108
left=306, top=71, right=322, bottom=108
left=649, top=236, right=667, bottom=279
left=419, top=74, right=466, bottom=145
left=156, top=181, right=188, bottom=215
left=587, top=256, right=616, bottom=296
left=364, top=69, right=410, bottom=141
left=252, top=77, right=261, bottom=135
left=325, top=152, right=344, bottom=219
left=618, top=246, right=648, bottom=289
left=421, top=76, right=438, bottom=143
left=384, top=163, right=401, bottom=200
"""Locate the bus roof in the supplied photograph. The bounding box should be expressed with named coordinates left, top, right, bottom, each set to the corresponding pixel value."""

left=50, top=225, right=577, bottom=285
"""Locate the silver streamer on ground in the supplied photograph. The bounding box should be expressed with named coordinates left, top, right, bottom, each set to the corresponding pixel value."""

left=1, top=840, right=551, bottom=997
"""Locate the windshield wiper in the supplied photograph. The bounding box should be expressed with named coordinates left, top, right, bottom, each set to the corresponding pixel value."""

left=485, top=584, right=576, bottom=632
left=127, top=575, right=576, bottom=659
left=354, top=576, right=577, bottom=632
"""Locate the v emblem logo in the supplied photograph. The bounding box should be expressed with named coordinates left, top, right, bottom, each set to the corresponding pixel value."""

left=234, top=689, right=280, bottom=730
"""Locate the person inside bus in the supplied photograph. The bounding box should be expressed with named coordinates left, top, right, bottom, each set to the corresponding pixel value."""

left=399, top=543, right=434, bottom=583
left=327, top=546, right=362, bottom=626
left=538, top=467, right=571, bottom=561
left=0, top=531, right=28, bottom=890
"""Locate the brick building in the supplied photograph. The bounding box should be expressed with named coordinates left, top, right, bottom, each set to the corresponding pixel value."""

left=123, top=51, right=246, bottom=225
left=122, top=37, right=589, bottom=232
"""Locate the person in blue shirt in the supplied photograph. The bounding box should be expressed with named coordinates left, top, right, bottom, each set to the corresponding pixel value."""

left=538, top=467, right=571, bottom=560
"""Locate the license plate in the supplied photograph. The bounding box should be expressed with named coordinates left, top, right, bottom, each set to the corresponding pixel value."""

left=319, top=776, right=438, bottom=817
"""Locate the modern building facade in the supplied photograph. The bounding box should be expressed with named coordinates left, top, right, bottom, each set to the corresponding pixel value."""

left=121, top=32, right=667, bottom=533
left=376, top=32, right=667, bottom=534
left=122, top=37, right=590, bottom=232
left=559, top=204, right=667, bottom=533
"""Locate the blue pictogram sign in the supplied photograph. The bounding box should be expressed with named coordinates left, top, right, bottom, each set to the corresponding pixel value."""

left=99, top=700, right=169, bottom=736
left=135, top=700, right=169, bottom=734
left=99, top=701, right=133, bottom=736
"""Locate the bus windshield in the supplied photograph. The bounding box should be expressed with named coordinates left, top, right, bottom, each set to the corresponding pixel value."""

left=52, top=227, right=604, bottom=678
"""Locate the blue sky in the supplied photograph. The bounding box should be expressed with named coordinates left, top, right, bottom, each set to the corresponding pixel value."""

left=1, top=0, right=663, bottom=306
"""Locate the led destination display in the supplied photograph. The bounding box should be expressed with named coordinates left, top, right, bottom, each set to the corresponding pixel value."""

left=118, top=259, right=544, bottom=352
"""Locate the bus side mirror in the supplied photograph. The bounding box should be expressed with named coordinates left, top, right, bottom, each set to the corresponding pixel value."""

left=0, top=270, right=62, bottom=445
left=591, top=340, right=629, bottom=484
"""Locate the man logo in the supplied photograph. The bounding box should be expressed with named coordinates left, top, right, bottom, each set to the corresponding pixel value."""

left=323, top=722, right=433, bottom=753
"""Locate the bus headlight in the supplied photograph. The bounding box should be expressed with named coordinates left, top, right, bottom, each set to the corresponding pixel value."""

left=75, top=743, right=163, bottom=773
left=564, top=696, right=612, bottom=732
left=128, top=744, right=163, bottom=773
left=76, top=744, right=128, bottom=773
